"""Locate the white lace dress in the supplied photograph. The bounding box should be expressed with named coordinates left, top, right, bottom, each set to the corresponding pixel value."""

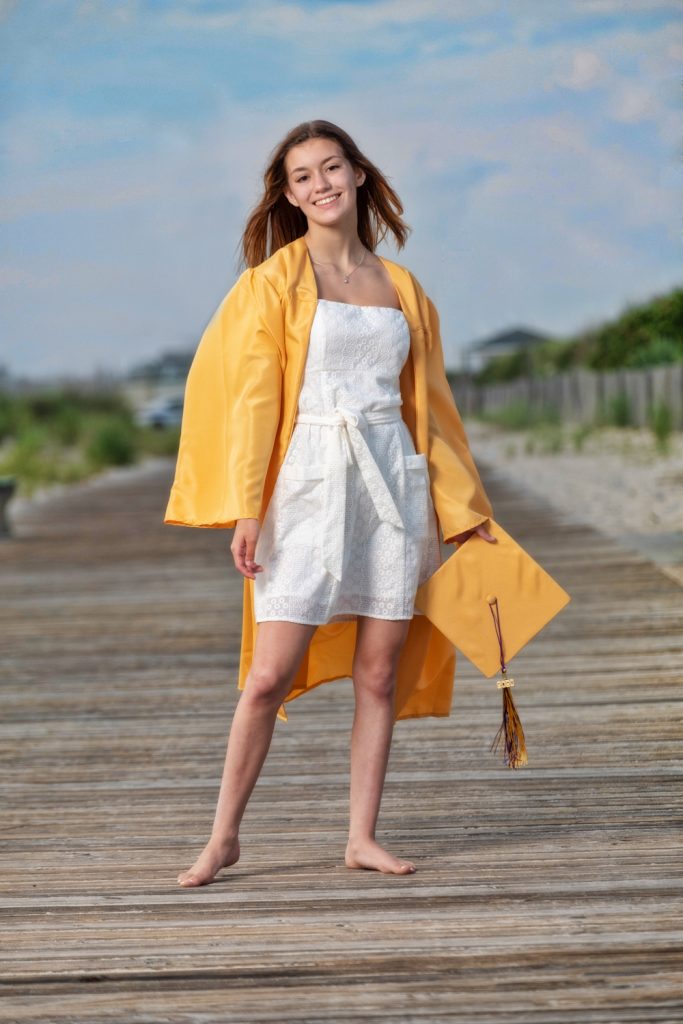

left=253, top=298, right=442, bottom=624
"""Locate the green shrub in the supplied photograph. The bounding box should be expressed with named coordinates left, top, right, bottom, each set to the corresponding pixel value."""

left=649, top=398, right=673, bottom=454
left=27, top=388, right=132, bottom=420
left=137, top=425, right=181, bottom=457
left=588, top=289, right=683, bottom=370
left=470, top=286, right=683, bottom=380
left=599, top=392, right=632, bottom=427
left=0, top=394, right=31, bottom=442
left=53, top=403, right=84, bottom=446
left=0, top=386, right=204, bottom=494
left=571, top=422, right=594, bottom=452
left=0, top=388, right=146, bottom=494
left=474, top=350, right=532, bottom=384
left=488, top=401, right=537, bottom=430
left=473, top=338, right=586, bottom=383
left=532, top=423, right=564, bottom=454
left=86, top=417, right=137, bottom=468
left=625, top=336, right=682, bottom=368
left=479, top=400, right=561, bottom=431
left=0, top=427, right=92, bottom=496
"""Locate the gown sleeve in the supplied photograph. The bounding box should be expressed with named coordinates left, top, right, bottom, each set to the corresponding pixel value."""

left=424, top=294, right=494, bottom=544
left=164, top=267, right=285, bottom=529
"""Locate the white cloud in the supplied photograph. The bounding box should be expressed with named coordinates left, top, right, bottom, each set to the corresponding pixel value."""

left=2, top=0, right=680, bottom=377
left=608, top=83, right=660, bottom=123
left=554, top=50, right=610, bottom=91
left=576, top=0, right=679, bottom=11
left=161, top=0, right=503, bottom=36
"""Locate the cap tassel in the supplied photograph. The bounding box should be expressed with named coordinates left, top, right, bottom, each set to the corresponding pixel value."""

left=486, top=596, right=528, bottom=769
left=491, top=674, right=528, bottom=769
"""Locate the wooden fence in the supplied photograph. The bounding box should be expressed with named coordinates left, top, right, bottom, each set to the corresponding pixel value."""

left=451, top=362, right=683, bottom=430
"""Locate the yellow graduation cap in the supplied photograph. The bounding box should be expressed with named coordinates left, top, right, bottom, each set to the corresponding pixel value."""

left=415, top=518, right=571, bottom=769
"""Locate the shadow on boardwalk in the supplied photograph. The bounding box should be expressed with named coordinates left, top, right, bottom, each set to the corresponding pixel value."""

left=2, top=458, right=682, bottom=1023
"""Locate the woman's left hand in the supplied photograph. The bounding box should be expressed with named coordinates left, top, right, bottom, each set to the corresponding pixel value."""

left=451, top=523, right=497, bottom=546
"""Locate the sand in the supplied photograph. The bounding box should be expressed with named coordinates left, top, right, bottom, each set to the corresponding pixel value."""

left=464, top=419, right=683, bottom=588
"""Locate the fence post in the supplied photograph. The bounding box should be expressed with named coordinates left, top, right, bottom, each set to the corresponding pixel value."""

left=464, top=363, right=682, bottom=428
left=0, top=476, right=16, bottom=537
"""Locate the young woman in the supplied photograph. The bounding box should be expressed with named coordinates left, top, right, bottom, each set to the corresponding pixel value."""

left=165, top=119, right=496, bottom=885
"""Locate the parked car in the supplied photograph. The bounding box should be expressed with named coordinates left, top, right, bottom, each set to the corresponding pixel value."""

left=135, top=395, right=184, bottom=429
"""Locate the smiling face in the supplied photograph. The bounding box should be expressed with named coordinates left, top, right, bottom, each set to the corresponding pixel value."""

left=283, top=137, right=366, bottom=227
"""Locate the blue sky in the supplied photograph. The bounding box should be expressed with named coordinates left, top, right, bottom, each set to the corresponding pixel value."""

left=1, top=0, right=681, bottom=378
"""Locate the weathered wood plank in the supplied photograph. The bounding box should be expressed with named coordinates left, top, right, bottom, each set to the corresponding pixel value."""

left=1, top=459, right=682, bottom=1022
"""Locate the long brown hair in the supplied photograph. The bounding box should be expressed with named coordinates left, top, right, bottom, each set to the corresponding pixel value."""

left=239, top=119, right=411, bottom=270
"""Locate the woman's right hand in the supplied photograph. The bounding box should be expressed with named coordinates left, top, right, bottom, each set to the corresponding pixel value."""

left=231, top=518, right=264, bottom=579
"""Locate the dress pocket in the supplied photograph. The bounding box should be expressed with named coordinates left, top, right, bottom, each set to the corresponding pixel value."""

left=403, top=453, right=430, bottom=538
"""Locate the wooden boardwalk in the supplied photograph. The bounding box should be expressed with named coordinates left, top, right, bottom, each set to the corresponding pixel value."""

left=1, top=456, right=682, bottom=1023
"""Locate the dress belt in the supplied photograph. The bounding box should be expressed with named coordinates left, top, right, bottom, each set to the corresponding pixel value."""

left=294, top=403, right=406, bottom=582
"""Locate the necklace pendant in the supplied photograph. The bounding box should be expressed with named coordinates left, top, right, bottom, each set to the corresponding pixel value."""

left=344, top=277, right=349, bottom=284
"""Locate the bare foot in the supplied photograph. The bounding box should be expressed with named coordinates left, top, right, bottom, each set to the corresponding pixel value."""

left=177, top=836, right=240, bottom=887
left=345, top=838, right=416, bottom=875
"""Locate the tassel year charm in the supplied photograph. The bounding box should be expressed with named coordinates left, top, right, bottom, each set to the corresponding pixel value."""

left=487, top=595, right=528, bottom=769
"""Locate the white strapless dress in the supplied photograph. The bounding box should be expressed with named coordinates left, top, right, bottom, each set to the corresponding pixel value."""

left=253, top=298, right=442, bottom=624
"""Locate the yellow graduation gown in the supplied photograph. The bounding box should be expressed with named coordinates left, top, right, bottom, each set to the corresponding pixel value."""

left=164, top=234, right=493, bottom=721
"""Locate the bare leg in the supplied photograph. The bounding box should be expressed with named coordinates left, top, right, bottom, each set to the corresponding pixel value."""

left=345, top=616, right=416, bottom=875
left=178, top=619, right=318, bottom=887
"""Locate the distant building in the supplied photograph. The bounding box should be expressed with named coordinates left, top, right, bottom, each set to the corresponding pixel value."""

left=123, top=350, right=193, bottom=412
left=463, top=327, right=551, bottom=374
